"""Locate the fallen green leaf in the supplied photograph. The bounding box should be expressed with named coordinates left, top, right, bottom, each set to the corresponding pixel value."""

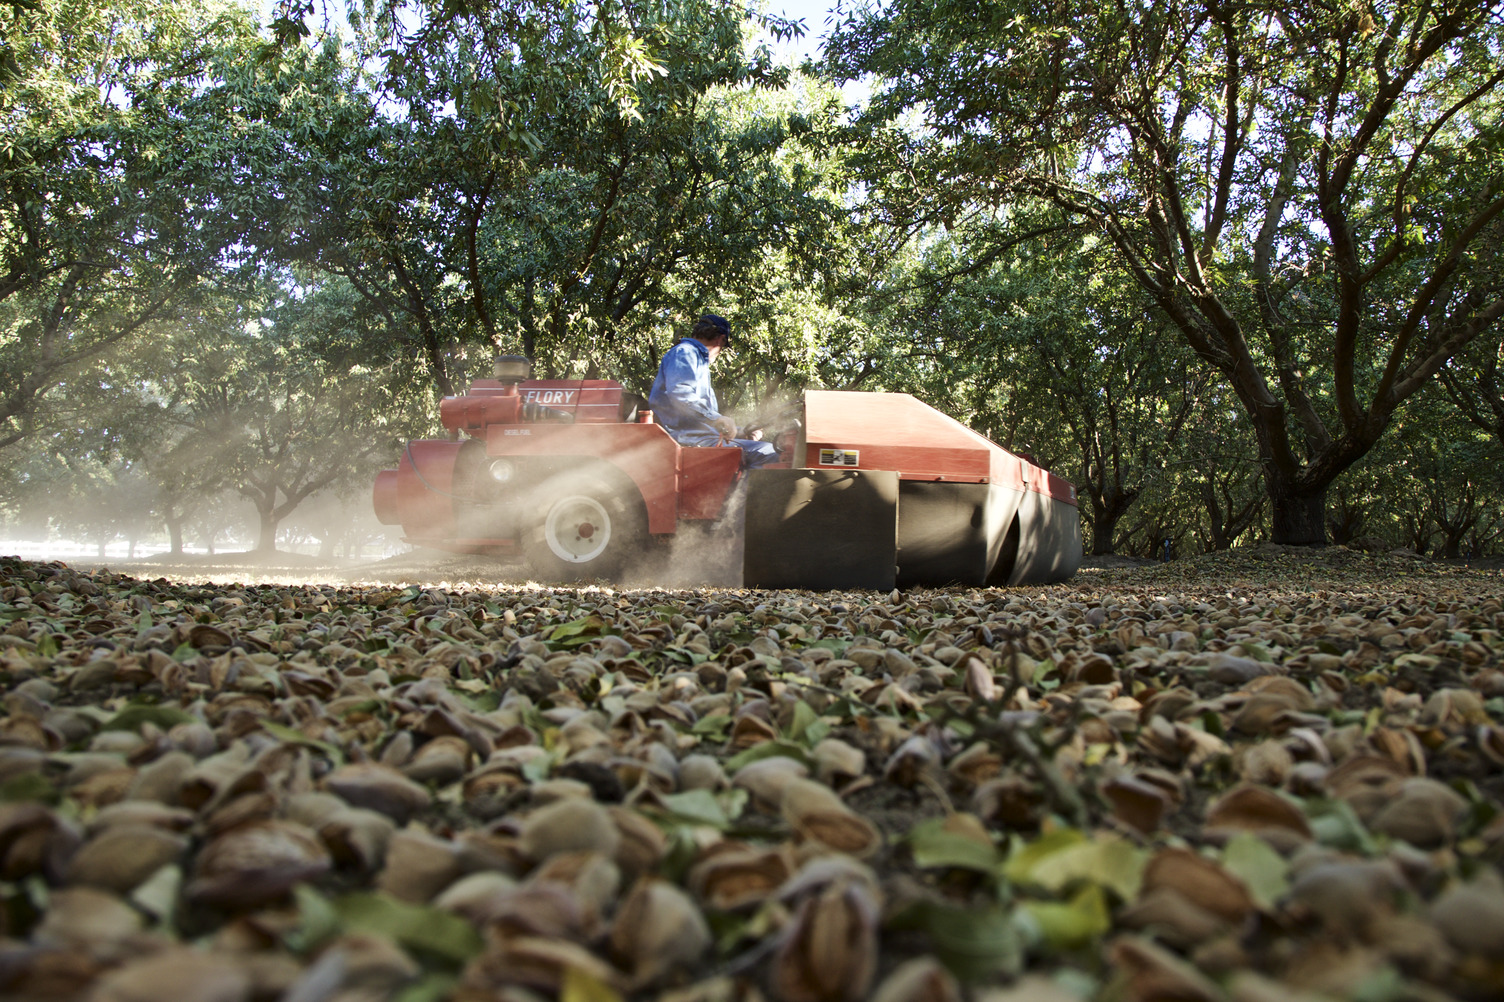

left=259, top=720, right=345, bottom=765
left=658, top=789, right=732, bottom=829
left=1221, top=832, right=1289, bottom=910
left=1236, top=641, right=1275, bottom=663
left=908, top=817, right=1004, bottom=873
left=888, top=900, right=1023, bottom=983
left=547, top=615, right=609, bottom=648
left=101, top=703, right=199, bottom=731
left=1020, top=883, right=1111, bottom=950
left=332, top=892, right=483, bottom=965
left=561, top=966, right=623, bottom=1002
left=395, top=974, right=461, bottom=1002
left=1006, top=831, right=1145, bottom=902
left=785, top=700, right=820, bottom=743
left=0, top=773, right=58, bottom=805
left=1003, top=829, right=1086, bottom=885
left=692, top=713, right=732, bottom=739
left=723, top=739, right=812, bottom=773
left=1305, top=798, right=1379, bottom=854
left=130, top=864, right=182, bottom=926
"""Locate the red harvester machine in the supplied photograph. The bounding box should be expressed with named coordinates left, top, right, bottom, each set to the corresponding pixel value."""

left=373, top=357, right=1082, bottom=589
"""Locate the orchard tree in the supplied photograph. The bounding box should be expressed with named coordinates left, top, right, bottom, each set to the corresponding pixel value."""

left=0, top=0, right=261, bottom=447
left=1386, top=389, right=1504, bottom=557
left=978, top=239, right=1211, bottom=556
left=1184, top=400, right=1266, bottom=551
left=237, top=287, right=427, bottom=553
left=107, top=296, right=269, bottom=554
left=139, top=280, right=429, bottom=553
left=828, top=0, right=1504, bottom=544
left=230, top=292, right=425, bottom=552
left=1439, top=335, right=1504, bottom=452
left=836, top=217, right=1216, bottom=555
left=208, top=0, right=849, bottom=399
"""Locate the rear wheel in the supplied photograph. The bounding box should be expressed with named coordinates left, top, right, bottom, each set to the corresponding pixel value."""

left=523, top=473, right=645, bottom=582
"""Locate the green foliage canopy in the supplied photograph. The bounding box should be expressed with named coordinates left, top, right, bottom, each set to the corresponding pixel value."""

left=204, top=0, right=852, bottom=400
left=828, top=0, right=1504, bottom=544
left=0, top=0, right=261, bottom=447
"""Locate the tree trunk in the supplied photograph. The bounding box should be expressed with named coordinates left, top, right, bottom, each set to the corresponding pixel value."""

left=1440, top=522, right=1472, bottom=559
left=1201, top=473, right=1264, bottom=551
left=166, top=516, right=185, bottom=555
left=1326, top=502, right=1364, bottom=545
left=1090, top=505, right=1128, bottom=555
left=1202, top=482, right=1233, bottom=551
left=1087, top=487, right=1137, bottom=556
left=1400, top=513, right=1431, bottom=553
left=255, top=506, right=278, bottom=553
left=1267, top=477, right=1328, bottom=546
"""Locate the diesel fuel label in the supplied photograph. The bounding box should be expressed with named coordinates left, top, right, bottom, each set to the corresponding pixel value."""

left=818, top=449, right=860, bottom=467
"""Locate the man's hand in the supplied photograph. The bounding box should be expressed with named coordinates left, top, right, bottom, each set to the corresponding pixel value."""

left=712, top=415, right=737, bottom=443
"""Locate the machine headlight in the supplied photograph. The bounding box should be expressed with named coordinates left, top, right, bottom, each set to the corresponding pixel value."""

left=494, top=355, right=531, bottom=383
left=488, top=459, right=517, bottom=484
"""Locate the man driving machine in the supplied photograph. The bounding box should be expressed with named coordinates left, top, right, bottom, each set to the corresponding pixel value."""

left=648, top=314, right=779, bottom=469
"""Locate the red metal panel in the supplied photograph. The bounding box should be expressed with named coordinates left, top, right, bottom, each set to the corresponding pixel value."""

left=678, top=447, right=743, bottom=520
left=572, top=384, right=628, bottom=424
left=1006, top=454, right=1078, bottom=507
left=441, top=393, right=526, bottom=434
left=394, top=440, right=463, bottom=537
left=485, top=423, right=683, bottom=535
left=1040, top=469, right=1078, bottom=508
left=441, top=380, right=626, bottom=430
left=372, top=470, right=400, bottom=524
left=992, top=455, right=1024, bottom=492
left=519, top=380, right=623, bottom=423
left=802, top=391, right=1077, bottom=507
left=802, top=391, right=994, bottom=483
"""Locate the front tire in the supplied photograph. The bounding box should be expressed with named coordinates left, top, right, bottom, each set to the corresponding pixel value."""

left=523, top=473, right=645, bottom=582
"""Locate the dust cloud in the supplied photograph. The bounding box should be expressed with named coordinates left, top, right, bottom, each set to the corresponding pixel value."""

left=4, top=480, right=757, bottom=592
left=0, top=488, right=407, bottom=586
left=3, top=397, right=794, bottom=591
left=626, top=481, right=748, bottom=590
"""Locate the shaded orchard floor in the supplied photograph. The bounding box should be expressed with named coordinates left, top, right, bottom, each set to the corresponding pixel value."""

left=0, top=546, right=1501, bottom=1001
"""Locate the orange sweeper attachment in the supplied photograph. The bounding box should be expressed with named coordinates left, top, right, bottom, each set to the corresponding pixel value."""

left=373, top=356, right=1082, bottom=588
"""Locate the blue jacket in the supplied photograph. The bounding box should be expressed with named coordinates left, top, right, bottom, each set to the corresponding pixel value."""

left=648, top=339, right=723, bottom=447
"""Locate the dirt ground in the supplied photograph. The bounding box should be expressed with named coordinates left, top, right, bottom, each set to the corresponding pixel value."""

left=60, top=539, right=1502, bottom=590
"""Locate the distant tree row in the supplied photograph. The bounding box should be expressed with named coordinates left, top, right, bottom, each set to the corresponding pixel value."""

left=827, top=0, right=1504, bottom=549
left=1, top=0, right=855, bottom=552
left=2, top=0, right=1500, bottom=557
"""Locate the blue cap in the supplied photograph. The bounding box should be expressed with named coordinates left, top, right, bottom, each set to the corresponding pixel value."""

left=694, top=314, right=731, bottom=344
